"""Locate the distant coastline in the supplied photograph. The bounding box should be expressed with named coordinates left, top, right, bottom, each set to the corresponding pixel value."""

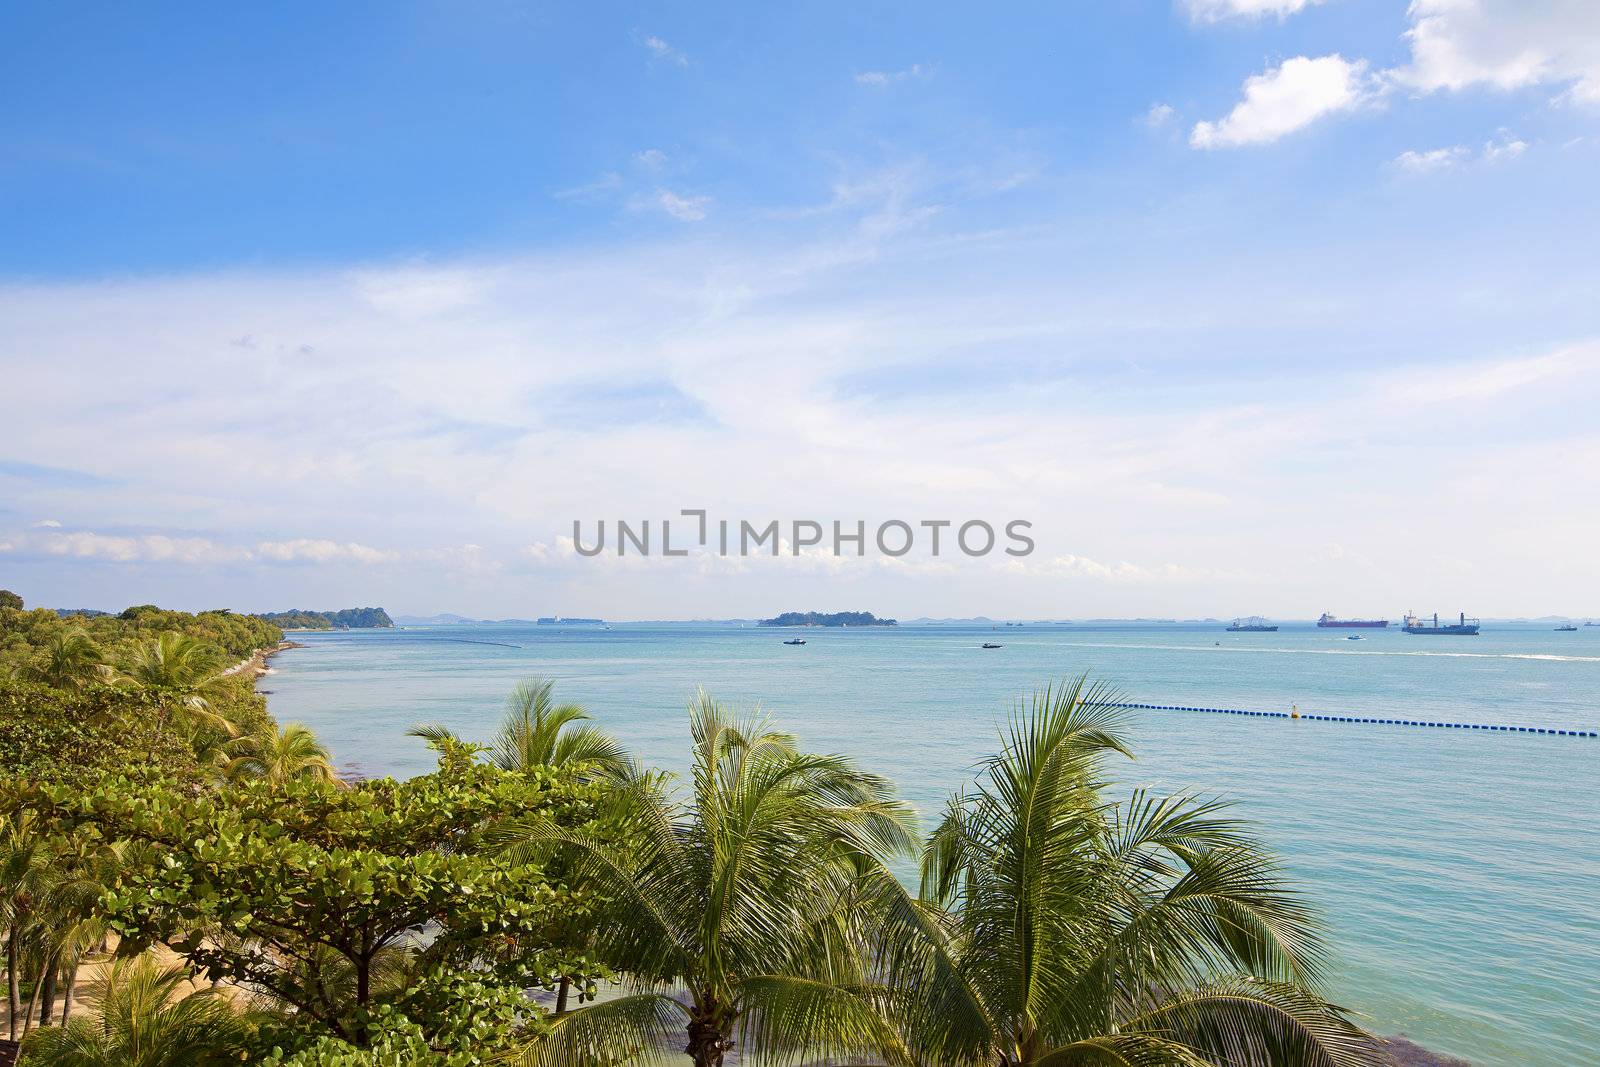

left=757, top=611, right=896, bottom=628
left=263, top=607, right=393, bottom=631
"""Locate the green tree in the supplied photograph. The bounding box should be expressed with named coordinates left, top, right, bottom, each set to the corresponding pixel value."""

left=507, top=693, right=918, bottom=1067
left=224, top=722, right=339, bottom=786
left=410, top=678, right=633, bottom=781
left=64, top=751, right=608, bottom=1052
left=0, top=590, right=22, bottom=611
left=19, top=953, right=250, bottom=1067
left=10, top=629, right=110, bottom=690
left=117, top=632, right=231, bottom=734
left=411, top=680, right=636, bottom=1018
left=881, top=678, right=1375, bottom=1067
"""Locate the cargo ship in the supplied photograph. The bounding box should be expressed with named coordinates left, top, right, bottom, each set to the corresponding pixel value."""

left=1317, top=612, right=1390, bottom=629
left=1402, top=611, right=1480, bottom=636
left=1226, top=616, right=1278, bottom=632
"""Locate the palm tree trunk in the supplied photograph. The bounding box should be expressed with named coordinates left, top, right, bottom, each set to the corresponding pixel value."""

left=59, top=967, right=76, bottom=1025
left=21, top=962, right=43, bottom=1037
left=555, top=975, right=570, bottom=1015
left=6, top=928, right=18, bottom=1040
left=37, top=965, right=56, bottom=1026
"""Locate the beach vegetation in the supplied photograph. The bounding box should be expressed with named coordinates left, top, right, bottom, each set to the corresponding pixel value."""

left=0, top=600, right=1377, bottom=1065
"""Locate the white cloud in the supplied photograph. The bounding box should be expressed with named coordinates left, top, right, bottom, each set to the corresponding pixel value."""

left=653, top=189, right=711, bottom=221
left=639, top=33, right=688, bottom=67
left=1392, top=144, right=1469, bottom=172
left=39, top=531, right=251, bottom=565
left=854, top=64, right=929, bottom=87
left=1394, top=0, right=1600, bottom=104
left=254, top=539, right=400, bottom=565
left=1181, top=0, right=1322, bottom=22
left=1145, top=102, right=1177, bottom=127
left=31, top=518, right=63, bottom=528
left=1191, top=55, right=1375, bottom=148
left=1391, top=132, right=1528, bottom=173
left=5, top=161, right=1600, bottom=619
left=3, top=527, right=410, bottom=567
left=1482, top=130, right=1528, bottom=162
left=634, top=148, right=668, bottom=170
left=1003, top=553, right=1233, bottom=583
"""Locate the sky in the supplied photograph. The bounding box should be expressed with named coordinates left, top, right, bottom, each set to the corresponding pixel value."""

left=3, top=0, right=1599, bottom=620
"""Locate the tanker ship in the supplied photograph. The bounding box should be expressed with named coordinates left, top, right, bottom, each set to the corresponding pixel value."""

left=1317, top=612, right=1389, bottom=629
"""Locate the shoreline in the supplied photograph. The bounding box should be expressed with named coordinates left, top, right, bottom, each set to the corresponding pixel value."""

left=221, top=639, right=307, bottom=680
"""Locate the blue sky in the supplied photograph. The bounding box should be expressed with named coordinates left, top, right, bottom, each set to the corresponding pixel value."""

left=3, top=1, right=1599, bottom=618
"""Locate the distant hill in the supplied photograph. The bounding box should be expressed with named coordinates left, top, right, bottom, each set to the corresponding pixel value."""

left=758, top=611, right=896, bottom=627
left=391, top=613, right=478, bottom=626
left=261, top=607, right=394, bottom=630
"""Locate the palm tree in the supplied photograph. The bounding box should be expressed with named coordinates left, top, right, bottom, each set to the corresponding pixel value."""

left=875, top=677, right=1376, bottom=1067
left=118, top=632, right=231, bottom=734
left=224, top=722, right=339, bottom=786
left=19, top=954, right=250, bottom=1066
left=9, top=629, right=111, bottom=690
left=411, top=678, right=633, bottom=780
left=506, top=693, right=918, bottom=1067
left=411, top=678, right=636, bottom=1016
left=1, top=812, right=50, bottom=1039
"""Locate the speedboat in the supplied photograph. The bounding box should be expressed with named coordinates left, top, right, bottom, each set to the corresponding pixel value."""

left=1346, top=634, right=1363, bottom=640
left=981, top=642, right=1002, bottom=649
left=783, top=638, right=806, bottom=645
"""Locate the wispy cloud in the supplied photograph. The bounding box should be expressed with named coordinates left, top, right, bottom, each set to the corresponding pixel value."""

left=1391, top=145, right=1469, bottom=173
left=634, top=148, right=668, bottom=171
left=1144, top=102, right=1177, bottom=127
left=1181, top=0, right=1323, bottom=22
left=651, top=189, right=711, bottom=221
left=854, top=64, right=930, bottom=87
left=1391, top=131, right=1529, bottom=174
left=637, top=32, right=688, bottom=67
left=1482, top=130, right=1528, bottom=163
left=1380, top=342, right=1600, bottom=408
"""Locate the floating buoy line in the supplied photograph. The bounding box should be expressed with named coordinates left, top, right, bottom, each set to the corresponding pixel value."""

left=1108, top=702, right=1595, bottom=738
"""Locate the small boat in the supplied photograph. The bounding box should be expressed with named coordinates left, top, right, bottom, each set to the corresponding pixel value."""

left=1346, top=634, right=1363, bottom=640
left=981, top=642, right=1003, bottom=649
left=783, top=638, right=806, bottom=645
left=1555, top=625, right=1578, bottom=632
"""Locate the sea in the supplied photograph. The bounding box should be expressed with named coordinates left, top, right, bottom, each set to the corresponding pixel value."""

left=262, top=621, right=1600, bottom=1066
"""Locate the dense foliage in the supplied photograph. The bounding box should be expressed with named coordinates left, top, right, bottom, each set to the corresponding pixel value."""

left=27, top=748, right=612, bottom=1059
left=260, top=608, right=394, bottom=630
left=0, top=602, right=281, bottom=676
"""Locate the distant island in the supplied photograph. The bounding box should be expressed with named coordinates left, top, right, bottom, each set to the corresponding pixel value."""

left=537, top=616, right=604, bottom=625
left=758, top=611, right=897, bottom=628
left=261, top=607, right=394, bottom=630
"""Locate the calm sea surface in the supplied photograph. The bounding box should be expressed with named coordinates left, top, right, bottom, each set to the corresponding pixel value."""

left=264, top=622, right=1599, bottom=1066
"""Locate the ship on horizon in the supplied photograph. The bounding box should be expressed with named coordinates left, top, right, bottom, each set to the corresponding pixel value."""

left=1226, top=616, right=1278, bottom=632
left=1317, top=612, right=1390, bottom=629
left=1402, top=611, right=1480, bottom=636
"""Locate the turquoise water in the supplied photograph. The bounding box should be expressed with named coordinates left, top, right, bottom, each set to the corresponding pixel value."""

left=264, top=622, right=1600, bottom=1066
